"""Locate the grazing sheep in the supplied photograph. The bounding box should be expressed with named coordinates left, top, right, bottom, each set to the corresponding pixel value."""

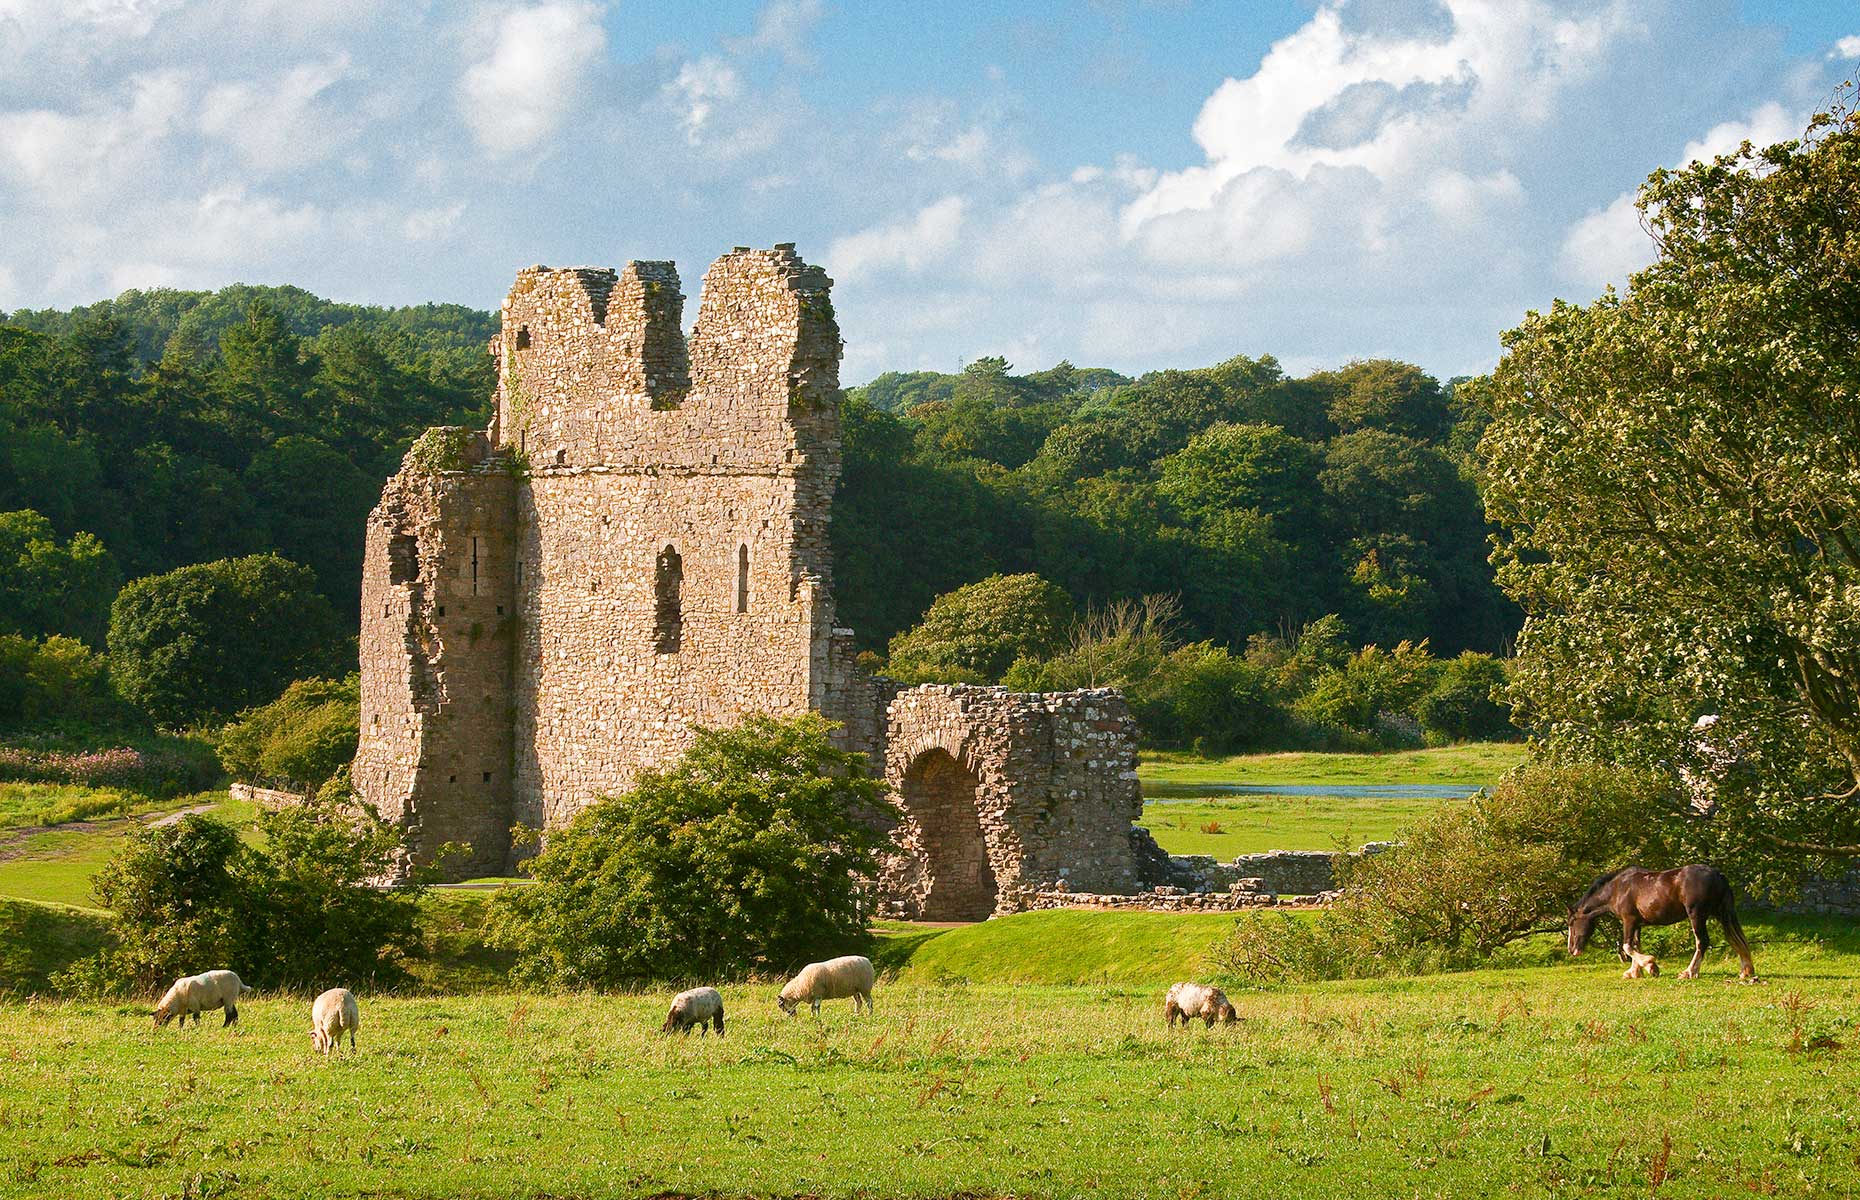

left=777, top=955, right=875, bottom=1017
left=1622, top=948, right=1661, bottom=980
left=662, top=987, right=725, bottom=1036
left=1164, top=981, right=1238, bottom=1028
left=153, top=970, right=250, bottom=1029
left=310, top=988, right=360, bottom=1054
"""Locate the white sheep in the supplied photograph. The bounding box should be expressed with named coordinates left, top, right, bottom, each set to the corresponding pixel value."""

left=310, top=988, right=360, bottom=1054
left=777, top=955, right=875, bottom=1017
left=1164, top=981, right=1238, bottom=1028
left=153, top=970, right=251, bottom=1029
left=662, top=986, right=724, bottom=1036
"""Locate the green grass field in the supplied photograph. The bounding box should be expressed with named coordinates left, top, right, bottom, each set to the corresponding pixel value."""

left=0, top=908, right=1850, bottom=1199
left=1140, top=793, right=1455, bottom=855
left=0, top=790, right=251, bottom=910
left=1141, top=740, right=1525, bottom=788
left=0, top=782, right=151, bottom=829
left=1135, top=742, right=1519, bottom=856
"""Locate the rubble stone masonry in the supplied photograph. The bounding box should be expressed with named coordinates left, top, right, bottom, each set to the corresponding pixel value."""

left=355, top=245, right=1152, bottom=911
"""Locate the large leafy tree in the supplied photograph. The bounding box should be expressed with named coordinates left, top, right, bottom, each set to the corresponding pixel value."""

left=108, top=553, right=343, bottom=728
left=1478, top=99, right=1860, bottom=877
left=0, top=509, right=119, bottom=645
left=489, top=714, right=894, bottom=987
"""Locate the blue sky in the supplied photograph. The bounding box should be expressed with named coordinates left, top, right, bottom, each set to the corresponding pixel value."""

left=0, top=1, right=1853, bottom=383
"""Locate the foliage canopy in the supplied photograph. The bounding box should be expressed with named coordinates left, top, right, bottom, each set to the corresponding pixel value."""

left=1477, top=99, right=1860, bottom=879
left=489, top=714, right=894, bottom=988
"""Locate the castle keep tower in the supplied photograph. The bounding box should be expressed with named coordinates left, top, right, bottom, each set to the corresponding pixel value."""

left=357, top=246, right=843, bottom=872
left=357, top=244, right=1147, bottom=913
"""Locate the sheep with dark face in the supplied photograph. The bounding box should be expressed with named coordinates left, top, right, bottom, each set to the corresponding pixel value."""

left=153, top=970, right=250, bottom=1029
left=1164, top=982, right=1238, bottom=1028
left=777, top=956, right=874, bottom=1017
left=662, top=987, right=724, bottom=1036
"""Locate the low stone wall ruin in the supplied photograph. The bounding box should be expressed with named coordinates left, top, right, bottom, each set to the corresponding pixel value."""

left=1016, top=882, right=1331, bottom=913
left=228, top=782, right=309, bottom=810
left=1166, top=843, right=1396, bottom=898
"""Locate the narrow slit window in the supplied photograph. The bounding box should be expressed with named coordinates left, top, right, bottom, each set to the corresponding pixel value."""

left=654, top=545, right=683, bottom=654
left=735, top=544, right=749, bottom=613
left=515, top=325, right=531, bottom=350
left=470, top=537, right=479, bottom=596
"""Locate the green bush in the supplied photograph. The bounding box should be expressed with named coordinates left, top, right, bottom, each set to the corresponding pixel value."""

left=61, top=804, right=420, bottom=995
left=1002, top=594, right=1176, bottom=693
left=0, top=509, right=120, bottom=647
left=0, top=634, right=127, bottom=730
left=1290, top=641, right=1440, bottom=746
left=887, top=573, right=1074, bottom=683
left=108, top=553, right=343, bottom=729
left=1126, top=642, right=1286, bottom=753
left=216, top=675, right=359, bottom=792
left=488, top=713, right=894, bottom=988
left=1415, top=652, right=1514, bottom=743
left=1216, top=763, right=1678, bottom=983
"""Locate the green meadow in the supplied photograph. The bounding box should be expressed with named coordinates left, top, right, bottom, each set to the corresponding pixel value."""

left=1140, top=740, right=1525, bottom=789
left=0, top=909, right=1851, bottom=1200
left=1138, top=793, right=1453, bottom=855
left=1135, top=740, right=1514, bottom=855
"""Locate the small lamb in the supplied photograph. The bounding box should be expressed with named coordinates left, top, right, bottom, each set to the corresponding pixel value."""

left=777, top=955, right=875, bottom=1017
left=153, top=970, right=251, bottom=1029
left=662, top=987, right=724, bottom=1036
left=1622, top=948, right=1661, bottom=979
left=1164, top=981, right=1238, bottom=1028
left=310, top=988, right=360, bottom=1054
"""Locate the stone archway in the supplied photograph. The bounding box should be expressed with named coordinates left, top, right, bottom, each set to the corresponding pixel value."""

left=898, top=748, right=998, bottom=921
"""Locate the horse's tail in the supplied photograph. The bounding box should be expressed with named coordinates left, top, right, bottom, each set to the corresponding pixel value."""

left=1721, top=900, right=1753, bottom=962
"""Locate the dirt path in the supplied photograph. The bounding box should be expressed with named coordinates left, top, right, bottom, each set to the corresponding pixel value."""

left=0, top=802, right=218, bottom=863
left=145, top=803, right=216, bottom=829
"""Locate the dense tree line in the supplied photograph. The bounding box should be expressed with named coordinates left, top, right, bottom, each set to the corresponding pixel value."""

left=0, top=282, right=1513, bottom=744
left=0, top=285, right=494, bottom=623
left=838, top=353, right=1512, bottom=658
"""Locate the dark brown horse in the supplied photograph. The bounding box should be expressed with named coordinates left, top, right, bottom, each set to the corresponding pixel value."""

left=1567, top=865, right=1757, bottom=981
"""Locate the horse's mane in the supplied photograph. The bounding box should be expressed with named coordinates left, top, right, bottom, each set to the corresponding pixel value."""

left=1576, top=865, right=1634, bottom=904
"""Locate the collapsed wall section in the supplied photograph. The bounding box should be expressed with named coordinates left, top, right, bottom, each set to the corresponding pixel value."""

left=355, top=430, right=516, bottom=877
left=877, top=685, right=1145, bottom=919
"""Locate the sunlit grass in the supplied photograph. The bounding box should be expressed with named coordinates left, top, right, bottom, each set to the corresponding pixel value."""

left=1140, top=793, right=1459, bottom=855
left=1141, top=741, right=1525, bottom=788
left=0, top=910, right=1847, bottom=1199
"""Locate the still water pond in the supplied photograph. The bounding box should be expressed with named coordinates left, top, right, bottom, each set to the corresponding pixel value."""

left=1143, top=782, right=1477, bottom=800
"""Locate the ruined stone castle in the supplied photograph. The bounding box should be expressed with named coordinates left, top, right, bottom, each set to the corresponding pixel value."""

left=354, top=245, right=1149, bottom=919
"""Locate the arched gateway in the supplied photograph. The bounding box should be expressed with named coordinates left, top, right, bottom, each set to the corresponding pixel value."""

left=897, top=749, right=999, bottom=921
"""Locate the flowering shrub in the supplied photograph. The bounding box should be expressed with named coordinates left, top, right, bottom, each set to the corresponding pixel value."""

left=0, top=743, right=219, bottom=798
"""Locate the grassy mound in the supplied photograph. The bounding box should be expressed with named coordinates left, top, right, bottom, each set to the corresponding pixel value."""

left=0, top=898, right=112, bottom=995
left=874, top=909, right=1237, bottom=986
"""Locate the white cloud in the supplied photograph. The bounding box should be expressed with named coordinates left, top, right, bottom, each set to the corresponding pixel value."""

left=0, top=69, right=191, bottom=199
left=1678, top=101, right=1800, bottom=163
left=1832, top=35, right=1860, bottom=60
left=1559, top=192, right=1649, bottom=287
left=827, top=196, right=967, bottom=282
left=403, top=201, right=466, bottom=241
left=1558, top=100, right=1802, bottom=288
left=668, top=56, right=741, bottom=144
left=458, top=1, right=605, bottom=158
left=200, top=55, right=356, bottom=171
left=725, top=0, right=824, bottom=68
